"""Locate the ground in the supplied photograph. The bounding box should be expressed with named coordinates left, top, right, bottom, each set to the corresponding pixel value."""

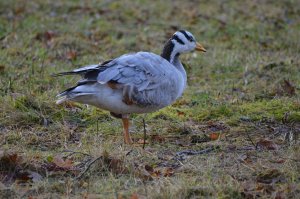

left=0, top=0, right=300, bottom=198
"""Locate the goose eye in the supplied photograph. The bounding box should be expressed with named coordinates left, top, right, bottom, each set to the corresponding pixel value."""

left=189, top=37, right=194, bottom=42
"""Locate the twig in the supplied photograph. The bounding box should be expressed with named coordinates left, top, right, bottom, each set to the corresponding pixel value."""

left=276, top=156, right=300, bottom=162
left=62, top=150, right=92, bottom=158
left=174, top=147, right=215, bottom=161
left=75, top=156, right=103, bottom=179
left=97, top=118, right=99, bottom=135
left=176, top=147, right=215, bottom=156
left=245, top=131, right=257, bottom=150
left=142, top=118, right=146, bottom=149
left=125, top=149, right=133, bottom=156
left=239, top=162, right=256, bottom=172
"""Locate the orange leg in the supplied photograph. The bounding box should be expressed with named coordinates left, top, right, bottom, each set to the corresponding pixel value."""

left=122, top=118, right=133, bottom=144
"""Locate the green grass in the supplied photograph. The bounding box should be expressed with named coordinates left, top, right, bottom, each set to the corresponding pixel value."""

left=0, top=0, right=300, bottom=198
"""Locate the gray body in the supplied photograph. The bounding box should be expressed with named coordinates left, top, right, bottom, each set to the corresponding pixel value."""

left=56, top=52, right=187, bottom=115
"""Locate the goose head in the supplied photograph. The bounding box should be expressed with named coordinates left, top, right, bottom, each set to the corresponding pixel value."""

left=161, top=30, right=206, bottom=63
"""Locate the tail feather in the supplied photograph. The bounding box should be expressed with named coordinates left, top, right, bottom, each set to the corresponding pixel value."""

left=52, top=71, right=78, bottom=77
left=56, top=82, right=98, bottom=105
left=56, top=96, right=68, bottom=104
left=52, top=64, right=99, bottom=77
left=54, top=63, right=111, bottom=105
left=56, top=86, right=77, bottom=104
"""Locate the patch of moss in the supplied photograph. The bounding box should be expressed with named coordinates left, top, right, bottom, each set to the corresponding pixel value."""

left=238, top=99, right=299, bottom=121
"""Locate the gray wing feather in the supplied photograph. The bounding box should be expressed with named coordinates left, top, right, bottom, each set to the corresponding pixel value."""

left=137, top=80, right=150, bottom=91
left=120, top=67, right=136, bottom=77
left=116, top=76, right=135, bottom=84
left=97, top=68, right=120, bottom=83
left=97, top=52, right=170, bottom=87
left=97, top=52, right=180, bottom=107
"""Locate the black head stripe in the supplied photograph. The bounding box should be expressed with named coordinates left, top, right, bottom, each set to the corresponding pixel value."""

left=172, top=34, right=184, bottom=45
left=179, top=30, right=193, bottom=41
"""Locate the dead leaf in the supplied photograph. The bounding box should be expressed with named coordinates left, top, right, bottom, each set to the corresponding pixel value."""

left=143, top=165, right=174, bottom=178
left=144, top=165, right=154, bottom=173
left=163, top=167, right=174, bottom=177
left=35, top=30, right=58, bottom=48
left=150, top=135, right=165, bottom=143
left=52, top=156, right=74, bottom=169
left=66, top=50, right=77, bottom=61
left=151, top=170, right=161, bottom=177
left=16, top=171, right=43, bottom=183
left=144, top=164, right=160, bottom=177
left=177, top=110, right=185, bottom=116
left=144, top=165, right=160, bottom=178
left=209, top=132, right=221, bottom=140
left=0, top=150, right=22, bottom=169
left=257, top=139, right=279, bottom=150
left=15, top=172, right=30, bottom=183
left=35, top=31, right=56, bottom=41
left=130, top=193, right=139, bottom=199
left=14, top=6, right=25, bottom=15
left=0, top=65, right=5, bottom=72
left=117, top=195, right=124, bottom=199
left=281, top=79, right=296, bottom=96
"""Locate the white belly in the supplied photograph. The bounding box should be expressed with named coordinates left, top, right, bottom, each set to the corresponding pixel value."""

left=72, top=84, right=160, bottom=114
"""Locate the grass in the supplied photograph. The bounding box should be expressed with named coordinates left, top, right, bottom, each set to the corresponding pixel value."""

left=0, top=0, right=300, bottom=198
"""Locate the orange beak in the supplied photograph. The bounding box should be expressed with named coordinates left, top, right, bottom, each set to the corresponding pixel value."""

left=195, top=42, right=206, bottom=52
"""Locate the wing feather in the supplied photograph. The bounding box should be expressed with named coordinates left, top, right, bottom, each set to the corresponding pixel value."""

left=97, top=68, right=120, bottom=83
